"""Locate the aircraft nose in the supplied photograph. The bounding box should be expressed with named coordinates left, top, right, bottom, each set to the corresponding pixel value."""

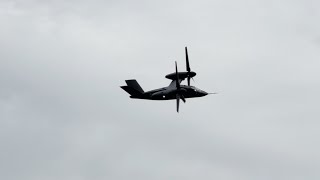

left=200, top=90, right=208, bottom=96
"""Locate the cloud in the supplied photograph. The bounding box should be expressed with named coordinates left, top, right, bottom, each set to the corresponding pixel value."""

left=1, top=0, right=320, bottom=180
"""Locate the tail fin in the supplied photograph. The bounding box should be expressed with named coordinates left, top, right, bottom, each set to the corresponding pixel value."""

left=120, top=79, right=144, bottom=98
left=125, top=80, right=144, bottom=93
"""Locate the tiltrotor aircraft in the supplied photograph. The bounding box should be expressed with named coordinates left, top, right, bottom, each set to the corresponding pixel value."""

left=121, top=47, right=213, bottom=112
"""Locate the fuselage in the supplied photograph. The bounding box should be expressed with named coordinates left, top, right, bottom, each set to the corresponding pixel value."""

left=131, top=85, right=208, bottom=100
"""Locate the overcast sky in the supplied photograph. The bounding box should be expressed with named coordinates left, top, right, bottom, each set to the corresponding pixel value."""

left=1, top=0, right=320, bottom=180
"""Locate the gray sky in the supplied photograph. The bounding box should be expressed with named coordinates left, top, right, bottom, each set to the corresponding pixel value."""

left=1, top=0, right=320, bottom=179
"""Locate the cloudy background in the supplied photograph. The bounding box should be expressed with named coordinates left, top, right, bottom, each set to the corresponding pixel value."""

left=1, top=0, right=320, bottom=179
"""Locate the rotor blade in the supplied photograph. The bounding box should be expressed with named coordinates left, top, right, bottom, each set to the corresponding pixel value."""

left=176, top=94, right=180, bottom=112
left=185, top=47, right=190, bottom=72
left=175, top=61, right=180, bottom=89
left=180, top=94, right=186, bottom=103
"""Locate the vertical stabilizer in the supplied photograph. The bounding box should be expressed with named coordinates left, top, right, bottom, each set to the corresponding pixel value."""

left=125, top=79, right=144, bottom=93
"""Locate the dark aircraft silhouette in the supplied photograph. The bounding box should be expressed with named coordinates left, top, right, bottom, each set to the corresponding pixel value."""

left=121, top=47, right=214, bottom=112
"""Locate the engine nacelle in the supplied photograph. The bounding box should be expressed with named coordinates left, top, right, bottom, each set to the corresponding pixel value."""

left=165, top=71, right=196, bottom=80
